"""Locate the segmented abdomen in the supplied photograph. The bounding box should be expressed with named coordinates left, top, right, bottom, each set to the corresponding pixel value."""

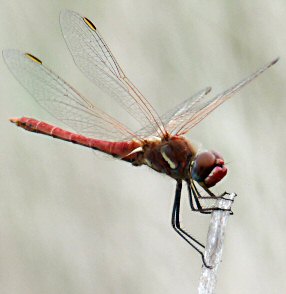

left=10, top=117, right=142, bottom=162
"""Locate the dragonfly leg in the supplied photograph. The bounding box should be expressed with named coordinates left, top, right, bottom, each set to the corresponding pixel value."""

left=186, top=179, right=233, bottom=215
left=171, top=180, right=212, bottom=268
left=200, top=183, right=237, bottom=202
left=186, top=180, right=213, bottom=214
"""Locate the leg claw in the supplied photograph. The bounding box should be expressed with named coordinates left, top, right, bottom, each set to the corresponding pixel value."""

left=218, top=191, right=237, bottom=201
left=202, top=256, right=214, bottom=269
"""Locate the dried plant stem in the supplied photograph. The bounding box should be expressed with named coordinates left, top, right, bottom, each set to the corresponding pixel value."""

left=198, top=193, right=236, bottom=294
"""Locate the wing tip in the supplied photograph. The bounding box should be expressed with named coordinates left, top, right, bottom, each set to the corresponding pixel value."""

left=60, top=8, right=74, bottom=16
left=3, top=49, right=43, bottom=68
left=2, top=48, right=13, bottom=60
left=2, top=49, right=22, bottom=65
left=10, top=117, right=20, bottom=124
left=60, top=10, right=96, bottom=31
left=59, top=9, right=76, bottom=24
left=60, top=9, right=81, bottom=21
left=205, top=87, right=212, bottom=95
left=271, top=57, right=279, bottom=66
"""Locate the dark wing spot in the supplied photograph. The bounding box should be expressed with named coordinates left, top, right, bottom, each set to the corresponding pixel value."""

left=83, top=17, right=96, bottom=31
left=25, top=53, right=42, bottom=64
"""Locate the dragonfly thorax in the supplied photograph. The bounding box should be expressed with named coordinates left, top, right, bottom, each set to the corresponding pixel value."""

left=140, top=136, right=197, bottom=180
left=135, top=136, right=227, bottom=186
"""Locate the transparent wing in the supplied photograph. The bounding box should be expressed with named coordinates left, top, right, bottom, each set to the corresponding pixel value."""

left=133, top=87, right=212, bottom=138
left=3, top=49, right=136, bottom=141
left=176, top=58, right=279, bottom=135
left=60, top=9, right=165, bottom=137
left=131, top=58, right=278, bottom=138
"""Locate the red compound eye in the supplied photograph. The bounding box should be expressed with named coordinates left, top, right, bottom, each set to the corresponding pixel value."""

left=191, top=151, right=227, bottom=187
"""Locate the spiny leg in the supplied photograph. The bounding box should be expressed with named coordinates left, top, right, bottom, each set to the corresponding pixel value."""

left=186, top=179, right=233, bottom=214
left=193, top=180, right=234, bottom=213
left=171, top=180, right=211, bottom=268
left=200, top=182, right=236, bottom=201
left=186, top=179, right=212, bottom=214
left=185, top=179, right=206, bottom=211
left=195, top=182, right=234, bottom=214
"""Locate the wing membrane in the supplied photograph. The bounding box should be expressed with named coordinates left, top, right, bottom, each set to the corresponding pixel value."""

left=176, top=58, right=279, bottom=135
left=132, top=58, right=278, bottom=138
left=133, top=87, right=212, bottom=138
left=60, top=10, right=165, bottom=137
left=3, top=49, right=136, bottom=141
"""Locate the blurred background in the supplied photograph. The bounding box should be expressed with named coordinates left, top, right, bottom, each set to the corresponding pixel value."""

left=0, top=1, right=285, bottom=293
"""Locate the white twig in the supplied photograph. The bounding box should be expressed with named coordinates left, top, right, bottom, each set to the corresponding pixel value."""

left=198, top=193, right=236, bottom=294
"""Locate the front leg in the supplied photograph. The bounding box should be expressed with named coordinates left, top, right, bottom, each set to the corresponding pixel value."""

left=199, top=182, right=237, bottom=201
left=186, top=179, right=234, bottom=214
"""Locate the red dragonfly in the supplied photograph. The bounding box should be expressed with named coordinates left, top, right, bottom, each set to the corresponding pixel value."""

left=3, top=10, right=278, bottom=267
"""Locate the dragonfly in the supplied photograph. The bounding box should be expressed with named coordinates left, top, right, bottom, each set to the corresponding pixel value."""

left=3, top=10, right=278, bottom=268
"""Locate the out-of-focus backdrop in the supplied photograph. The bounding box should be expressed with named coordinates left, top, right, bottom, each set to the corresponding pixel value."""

left=0, top=1, right=285, bottom=293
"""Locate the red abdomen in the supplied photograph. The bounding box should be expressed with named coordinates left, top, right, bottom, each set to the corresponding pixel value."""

left=10, top=117, right=142, bottom=162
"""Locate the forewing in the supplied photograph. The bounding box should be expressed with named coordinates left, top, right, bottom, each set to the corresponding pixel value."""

left=60, top=10, right=165, bottom=136
left=176, top=58, right=279, bottom=135
left=3, top=49, right=136, bottom=141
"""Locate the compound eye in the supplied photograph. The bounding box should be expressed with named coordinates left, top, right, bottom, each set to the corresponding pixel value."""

left=191, top=150, right=227, bottom=187
left=191, top=151, right=216, bottom=181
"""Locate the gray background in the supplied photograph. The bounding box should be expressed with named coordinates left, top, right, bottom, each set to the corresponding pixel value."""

left=0, top=1, right=285, bottom=293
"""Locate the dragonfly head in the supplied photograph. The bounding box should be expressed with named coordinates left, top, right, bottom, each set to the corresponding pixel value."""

left=191, top=150, right=227, bottom=187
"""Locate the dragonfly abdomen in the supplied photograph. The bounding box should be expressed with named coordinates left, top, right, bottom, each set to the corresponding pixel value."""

left=10, top=117, right=142, bottom=161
